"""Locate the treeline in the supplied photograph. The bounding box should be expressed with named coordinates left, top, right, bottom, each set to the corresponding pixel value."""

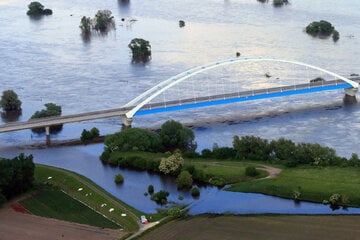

left=101, top=120, right=196, bottom=159
left=0, top=154, right=35, bottom=205
left=197, top=135, right=359, bottom=167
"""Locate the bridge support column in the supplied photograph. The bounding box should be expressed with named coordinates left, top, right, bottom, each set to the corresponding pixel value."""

left=121, top=115, right=133, bottom=128
left=45, top=126, right=51, bottom=146
left=344, top=88, right=358, bottom=104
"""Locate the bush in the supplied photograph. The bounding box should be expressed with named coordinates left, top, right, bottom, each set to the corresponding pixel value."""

left=150, top=190, right=169, bottom=204
left=176, top=171, right=193, bottom=189
left=148, top=185, right=154, bottom=194
left=114, top=174, right=124, bottom=184
left=167, top=207, right=186, bottom=218
left=0, top=90, right=22, bottom=112
left=329, top=193, right=341, bottom=208
left=191, top=187, right=200, bottom=197
left=159, top=152, right=184, bottom=175
left=245, top=166, right=259, bottom=177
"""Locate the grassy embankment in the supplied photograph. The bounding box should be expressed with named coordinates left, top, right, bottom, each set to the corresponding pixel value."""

left=135, top=214, right=360, bottom=240
left=229, top=165, right=360, bottom=207
left=20, top=189, right=119, bottom=229
left=28, top=164, right=141, bottom=232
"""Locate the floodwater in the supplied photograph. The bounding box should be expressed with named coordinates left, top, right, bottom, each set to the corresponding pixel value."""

left=1, top=0, right=360, bottom=213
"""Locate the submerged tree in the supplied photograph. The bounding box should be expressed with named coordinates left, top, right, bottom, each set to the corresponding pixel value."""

left=27, top=1, right=52, bottom=16
left=30, top=103, right=62, bottom=133
left=128, top=38, right=151, bottom=62
left=0, top=90, right=22, bottom=112
left=80, top=16, right=92, bottom=35
left=94, top=10, right=115, bottom=32
left=305, top=20, right=339, bottom=41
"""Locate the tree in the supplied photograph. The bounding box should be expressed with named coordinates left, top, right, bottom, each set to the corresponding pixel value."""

left=150, top=190, right=169, bottom=204
left=114, top=174, right=124, bottom=184
left=305, top=20, right=339, bottom=41
left=103, top=128, right=162, bottom=153
left=159, top=152, right=184, bottom=175
left=94, top=10, right=115, bottom=32
left=27, top=1, right=52, bottom=16
left=233, top=135, right=270, bottom=161
left=176, top=170, right=193, bottom=189
left=128, top=38, right=152, bottom=62
left=30, top=103, right=62, bottom=133
left=80, top=16, right=92, bottom=34
left=0, top=90, right=22, bottom=112
left=159, top=120, right=196, bottom=151
left=81, top=127, right=100, bottom=144
left=148, top=184, right=154, bottom=194
left=191, top=187, right=200, bottom=197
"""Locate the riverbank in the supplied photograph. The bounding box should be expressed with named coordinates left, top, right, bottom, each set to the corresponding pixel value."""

left=229, top=166, right=360, bottom=208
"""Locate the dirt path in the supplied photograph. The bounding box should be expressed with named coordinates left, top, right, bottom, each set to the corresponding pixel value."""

left=256, top=165, right=282, bottom=180
left=0, top=206, right=124, bottom=240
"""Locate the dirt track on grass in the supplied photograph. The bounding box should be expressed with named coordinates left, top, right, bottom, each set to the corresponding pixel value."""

left=0, top=204, right=124, bottom=240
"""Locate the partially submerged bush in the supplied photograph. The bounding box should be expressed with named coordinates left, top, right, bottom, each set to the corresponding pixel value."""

left=150, top=190, right=169, bottom=204
left=114, top=173, right=124, bottom=184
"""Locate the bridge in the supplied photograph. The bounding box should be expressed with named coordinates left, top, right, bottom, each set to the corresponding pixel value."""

left=0, top=57, right=358, bottom=144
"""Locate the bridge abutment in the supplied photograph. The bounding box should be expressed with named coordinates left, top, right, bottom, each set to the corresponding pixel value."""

left=344, top=88, right=358, bottom=104
left=121, top=115, right=133, bottom=128
left=45, top=126, right=51, bottom=146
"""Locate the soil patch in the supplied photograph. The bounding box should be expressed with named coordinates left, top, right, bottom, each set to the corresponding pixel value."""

left=0, top=203, right=124, bottom=240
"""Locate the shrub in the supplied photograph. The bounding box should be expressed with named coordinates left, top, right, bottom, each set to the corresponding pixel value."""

left=114, top=174, right=124, bottom=184
left=245, top=166, right=259, bottom=177
left=176, top=171, right=193, bottom=189
left=329, top=193, right=341, bottom=208
left=167, top=207, right=186, bottom=218
left=191, top=187, right=200, bottom=197
left=292, top=190, right=301, bottom=202
left=94, top=10, right=115, bottom=32
left=159, top=152, right=184, bottom=175
left=0, top=90, right=22, bottom=112
left=150, top=190, right=169, bottom=204
left=148, top=185, right=154, bottom=194
left=310, top=77, right=325, bottom=83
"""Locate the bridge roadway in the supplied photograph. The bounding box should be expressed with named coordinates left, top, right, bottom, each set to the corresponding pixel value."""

left=0, top=78, right=358, bottom=133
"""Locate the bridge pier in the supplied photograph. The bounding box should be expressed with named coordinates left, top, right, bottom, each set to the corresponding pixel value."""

left=45, top=126, right=51, bottom=146
left=121, top=115, right=133, bottom=128
left=344, top=88, right=358, bottom=104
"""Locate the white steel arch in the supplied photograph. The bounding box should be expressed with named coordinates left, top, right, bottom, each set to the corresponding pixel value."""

left=124, top=57, right=359, bottom=118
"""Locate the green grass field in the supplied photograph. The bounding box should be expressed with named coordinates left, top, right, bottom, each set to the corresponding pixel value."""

left=20, top=189, right=119, bottom=229
left=190, top=160, right=268, bottom=184
left=136, top=215, right=360, bottom=240
left=33, top=164, right=140, bottom=232
left=229, top=166, right=360, bottom=207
